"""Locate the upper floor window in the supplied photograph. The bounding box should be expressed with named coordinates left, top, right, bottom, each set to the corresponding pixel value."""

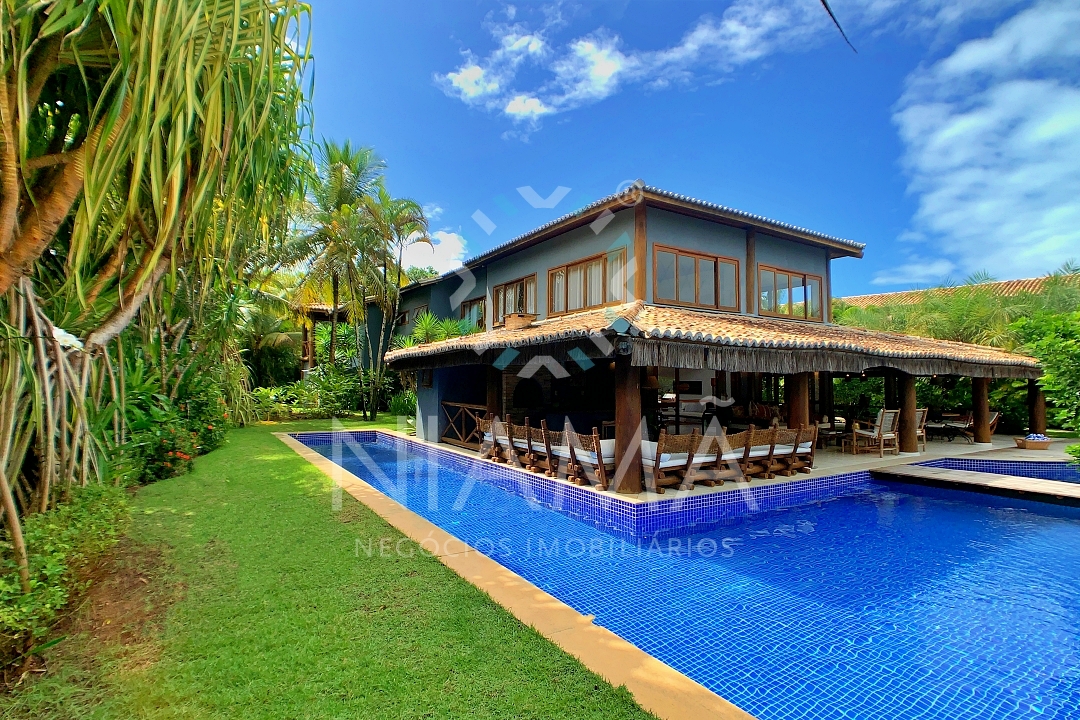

left=460, top=297, right=485, bottom=328
left=758, top=266, right=823, bottom=321
left=493, top=275, right=536, bottom=326
left=548, top=249, right=626, bottom=315
left=654, top=245, right=739, bottom=311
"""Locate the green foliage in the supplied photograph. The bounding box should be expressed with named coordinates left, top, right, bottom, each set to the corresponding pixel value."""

left=392, top=334, right=417, bottom=349
left=411, top=311, right=444, bottom=344
left=251, top=367, right=399, bottom=420
left=126, top=396, right=198, bottom=483
left=0, top=486, right=129, bottom=661
left=437, top=317, right=463, bottom=340
left=1067, top=444, right=1080, bottom=464
left=1012, top=311, right=1080, bottom=430
left=388, top=390, right=417, bottom=417
left=832, top=377, right=882, bottom=418
left=406, top=266, right=439, bottom=283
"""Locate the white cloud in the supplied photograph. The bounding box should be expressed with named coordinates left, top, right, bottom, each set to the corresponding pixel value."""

left=446, top=61, right=500, bottom=99
left=871, top=258, right=956, bottom=286
left=504, top=94, right=551, bottom=119
left=887, top=0, right=1080, bottom=283
left=422, top=203, right=444, bottom=221
left=401, top=230, right=468, bottom=274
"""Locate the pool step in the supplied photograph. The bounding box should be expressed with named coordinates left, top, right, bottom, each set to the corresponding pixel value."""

left=870, top=464, right=1080, bottom=507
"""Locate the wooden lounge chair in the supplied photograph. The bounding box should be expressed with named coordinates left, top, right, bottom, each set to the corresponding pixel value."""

left=539, top=420, right=571, bottom=479
left=768, top=427, right=801, bottom=477
left=782, top=425, right=817, bottom=475
left=517, top=419, right=551, bottom=473
left=478, top=418, right=497, bottom=460
left=642, top=430, right=700, bottom=493
left=742, top=426, right=777, bottom=479
left=959, top=411, right=999, bottom=443
left=684, top=429, right=744, bottom=488
left=564, top=426, right=614, bottom=490
left=853, top=409, right=900, bottom=457
left=719, top=430, right=751, bottom=482
left=914, top=408, right=928, bottom=452
left=506, top=419, right=536, bottom=467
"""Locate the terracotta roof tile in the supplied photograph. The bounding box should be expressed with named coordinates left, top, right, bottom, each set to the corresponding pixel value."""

left=385, top=302, right=1037, bottom=371
left=840, top=276, right=1067, bottom=309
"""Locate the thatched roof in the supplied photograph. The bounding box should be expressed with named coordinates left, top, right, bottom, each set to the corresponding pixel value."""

left=385, top=302, right=1039, bottom=379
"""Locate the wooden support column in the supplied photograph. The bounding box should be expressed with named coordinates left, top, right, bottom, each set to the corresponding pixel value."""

left=972, top=377, right=991, bottom=443
left=819, top=372, right=834, bottom=421
left=1028, top=379, right=1047, bottom=434
left=614, top=354, right=643, bottom=494
left=898, top=372, right=918, bottom=453
left=633, top=201, right=647, bottom=301
left=486, top=366, right=502, bottom=419
left=884, top=372, right=898, bottom=409
left=786, top=373, right=810, bottom=428
left=745, top=229, right=757, bottom=314
left=301, top=323, right=310, bottom=371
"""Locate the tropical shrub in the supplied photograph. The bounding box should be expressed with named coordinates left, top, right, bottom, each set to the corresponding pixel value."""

left=388, top=390, right=417, bottom=417
left=0, top=485, right=129, bottom=663
left=411, top=312, right=444, bottom=344
left=1012, top=311, right=1080, bottom=430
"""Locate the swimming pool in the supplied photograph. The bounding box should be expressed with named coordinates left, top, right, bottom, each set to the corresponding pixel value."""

left=920, top=457, right=1080, bottom=484
left=299, top=431, right=1080, bottom=720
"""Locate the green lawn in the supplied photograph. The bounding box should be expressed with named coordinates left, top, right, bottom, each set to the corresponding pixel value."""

left=3, top=420, right=654, bottom=719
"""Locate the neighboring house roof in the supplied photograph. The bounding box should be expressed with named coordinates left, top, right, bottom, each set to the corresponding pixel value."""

left=385, top=302, right=1038, bottom=379
left=840, top=276, right=1064, bottom=309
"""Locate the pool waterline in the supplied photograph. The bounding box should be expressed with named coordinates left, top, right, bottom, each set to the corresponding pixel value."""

left=295, top=430, right=1080, bottom=720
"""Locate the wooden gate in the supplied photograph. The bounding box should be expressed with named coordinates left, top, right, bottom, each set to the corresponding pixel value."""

left=441, top=401, right=488, bottom=449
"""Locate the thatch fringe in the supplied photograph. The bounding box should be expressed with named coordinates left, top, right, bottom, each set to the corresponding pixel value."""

left=630, top=338, right=1039, bottom=379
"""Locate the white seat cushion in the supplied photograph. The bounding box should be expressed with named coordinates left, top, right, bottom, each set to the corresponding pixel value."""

left=720, top=450, right=744, bottom=461
left=483, top=432, right=493, bottom=442
left=797, top=441, right=813, bottom=453
left=691, top=454, right=717, bottom=464
left=512, top=438, right=529, bottom=449
left=640, top=440, right=673, bottom=463
left=550, top=445, right=572, bottom=459
left=747, top=445, right=773, bottom=458
left=772, top=444, right=796, bottom=455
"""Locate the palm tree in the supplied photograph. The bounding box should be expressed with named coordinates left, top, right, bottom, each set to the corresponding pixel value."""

left=361, top=183, right=430, bottom=419
left=294, top=140, right=385, bottom=363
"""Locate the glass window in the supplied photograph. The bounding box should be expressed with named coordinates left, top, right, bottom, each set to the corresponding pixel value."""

left=656, top=251, right=676, bottom=301
left=550, top=269, right=566, bottom=313
left=567, top=264, right=584, bottom=311
left=585, top=258, right=604, bottom=307
left=758, top=266, right=824, bottom=321
left=719, top=261, right=737, bottom=309
left=525, top=276, right=536, bottom=314
left=791, top=275, right=805, bottom=316
left=698, top=258, right=715, bottom=307
left=677, top=255, right=696, bottom=304
left=759, top=269, right=774, bottom=312
left=807, top=277, right=822, bottom=320
left=606, top=250, right=625, bottom=304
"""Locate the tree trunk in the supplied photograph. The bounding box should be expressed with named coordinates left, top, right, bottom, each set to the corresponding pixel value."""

left=329, top=272, right=339, bottom=364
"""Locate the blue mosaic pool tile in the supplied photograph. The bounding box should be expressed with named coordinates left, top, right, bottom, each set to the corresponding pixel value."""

left=290, top=431, right=1080, bottom=720
left=918, top=458, right=1080, bottom=484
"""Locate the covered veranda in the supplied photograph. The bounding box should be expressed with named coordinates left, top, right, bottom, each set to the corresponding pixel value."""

left=386, top=302, right=1043, bottom=495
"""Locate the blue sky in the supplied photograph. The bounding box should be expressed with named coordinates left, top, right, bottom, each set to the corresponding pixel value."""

left=309, top=0, right=1080, bottom=296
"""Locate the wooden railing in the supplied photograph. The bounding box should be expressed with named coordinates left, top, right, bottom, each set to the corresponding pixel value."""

left=441, top=401, right=488, bottom=449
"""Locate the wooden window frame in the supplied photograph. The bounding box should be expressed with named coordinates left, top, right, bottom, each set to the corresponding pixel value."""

left=492, top=274, right=537, bottom=327
left=547, top=248, right=627, bottom=317
left=757, top=264, right=825, bottom=322
left=652, top=244, right=740, bottom=312
left=460, top=297, right=486, bottom=327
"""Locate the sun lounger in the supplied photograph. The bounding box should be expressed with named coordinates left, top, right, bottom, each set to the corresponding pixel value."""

left=742, top=426, right=777, bottom=479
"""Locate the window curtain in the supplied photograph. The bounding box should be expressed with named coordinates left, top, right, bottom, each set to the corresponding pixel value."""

left=568, top=265, right=584, bottom=311
left=551, top=269, right=566, bottom=313
left=586, top=259, right=603, bottom=307
left=607, top=251, right=625, bottom=303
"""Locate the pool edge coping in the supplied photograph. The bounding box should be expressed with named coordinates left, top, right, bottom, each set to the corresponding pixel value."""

left=275, top=430, right=756, bottom=720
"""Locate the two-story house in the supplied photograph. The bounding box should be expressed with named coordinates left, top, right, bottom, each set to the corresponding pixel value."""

left=385, top=182, right=1040, bottom=493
